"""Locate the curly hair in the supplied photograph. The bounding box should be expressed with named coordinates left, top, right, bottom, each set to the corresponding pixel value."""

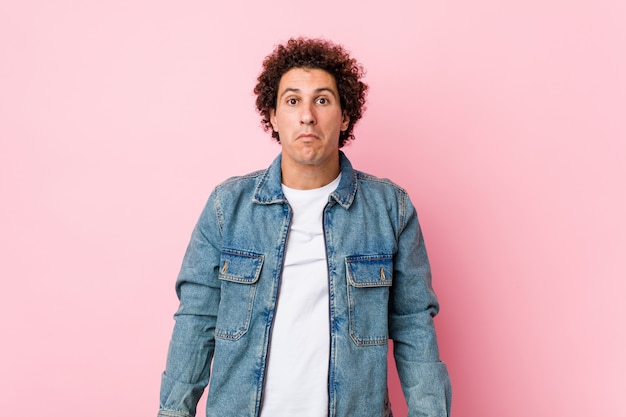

left=254, top=37, right=368, bottom=148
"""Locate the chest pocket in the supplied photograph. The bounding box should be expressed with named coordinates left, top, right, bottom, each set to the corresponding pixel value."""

left=346, top=255, right=393, bottom=346
left=215, top=249, right=264, bottom=340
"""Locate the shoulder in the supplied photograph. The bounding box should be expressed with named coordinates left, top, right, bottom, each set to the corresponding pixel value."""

left=351, top=169, right=417, bottom=222
left=203, top=169, right=268, bottom=213
left=354, top=170, right=409, bottom=196
left=214, top=168, right=267, bottom=192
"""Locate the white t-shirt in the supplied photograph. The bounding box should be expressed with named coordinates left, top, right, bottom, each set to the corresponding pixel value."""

left=259, top=175, right=341, bottom=417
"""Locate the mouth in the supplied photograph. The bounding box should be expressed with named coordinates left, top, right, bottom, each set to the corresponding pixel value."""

left=297, top=133, right=319, bottom=140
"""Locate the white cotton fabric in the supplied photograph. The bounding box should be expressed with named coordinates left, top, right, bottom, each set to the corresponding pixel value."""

left=259, top=175, right=341, bottom=417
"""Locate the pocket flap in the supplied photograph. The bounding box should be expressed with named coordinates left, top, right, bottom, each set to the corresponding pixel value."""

left=346, top=255, right=393, bottom=287
left=218, top=249, right=264, bottom=284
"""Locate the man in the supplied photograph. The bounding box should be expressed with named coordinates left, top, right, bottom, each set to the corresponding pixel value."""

left=158, top=37, right=451, bottom=417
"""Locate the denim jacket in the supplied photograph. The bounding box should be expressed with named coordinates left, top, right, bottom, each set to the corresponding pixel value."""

left=159, top=152, right=451, bottom=417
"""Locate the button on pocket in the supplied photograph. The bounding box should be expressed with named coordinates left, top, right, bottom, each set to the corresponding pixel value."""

left=346, top=255, right=393, bottom=346
left=215, top=249, right=264, bottom=340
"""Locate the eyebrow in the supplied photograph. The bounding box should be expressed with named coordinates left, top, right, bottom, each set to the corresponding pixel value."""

left=279, top=87, right=338, bottom=100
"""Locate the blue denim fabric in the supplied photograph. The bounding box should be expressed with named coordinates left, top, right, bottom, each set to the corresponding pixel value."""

left=159, top=152, right=451, bottom=417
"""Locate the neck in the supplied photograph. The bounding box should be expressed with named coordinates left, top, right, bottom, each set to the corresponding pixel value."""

left=281, top=157, right=341, bottom=190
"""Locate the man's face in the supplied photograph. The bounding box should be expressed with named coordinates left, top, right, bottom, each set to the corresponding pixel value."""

left=270, top=67, right=349, bottom=172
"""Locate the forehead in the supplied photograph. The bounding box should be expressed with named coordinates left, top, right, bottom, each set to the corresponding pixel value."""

left=277, top=67, right=338, bottom=93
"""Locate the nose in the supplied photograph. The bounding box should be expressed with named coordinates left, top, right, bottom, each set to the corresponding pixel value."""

left=300, top=103, right=316, bottom=125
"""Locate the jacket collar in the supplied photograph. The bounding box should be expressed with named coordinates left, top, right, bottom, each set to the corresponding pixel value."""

left=253, top=151, right=357, bottom=209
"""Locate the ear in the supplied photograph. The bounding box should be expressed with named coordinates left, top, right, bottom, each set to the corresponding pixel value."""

left=340, top=111, right=350, bottom=131
left=269, top=109, right=278, bottom=132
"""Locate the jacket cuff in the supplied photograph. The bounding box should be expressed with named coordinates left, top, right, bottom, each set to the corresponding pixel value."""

left=159, top=372, right=205, bottom=417
left=157, top=410, right=192, bottom=417
left=396, top=360, right=452, bottom=417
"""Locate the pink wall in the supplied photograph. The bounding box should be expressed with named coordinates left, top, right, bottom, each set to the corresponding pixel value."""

left=1, top=1, right=624, bottom=416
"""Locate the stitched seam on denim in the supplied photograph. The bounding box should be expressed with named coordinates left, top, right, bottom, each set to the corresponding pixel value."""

left=214, top=280, right=256, bottom=341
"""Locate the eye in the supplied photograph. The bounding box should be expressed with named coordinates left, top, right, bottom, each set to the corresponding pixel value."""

left=317, top=97, right=329, bottom=105
left=287, top=98, right=298, bottom=105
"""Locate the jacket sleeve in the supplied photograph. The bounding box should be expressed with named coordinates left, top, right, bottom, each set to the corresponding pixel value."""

left=158, top=191, right=223, bottom=417
left=389, top=193, right=452, bottom=417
